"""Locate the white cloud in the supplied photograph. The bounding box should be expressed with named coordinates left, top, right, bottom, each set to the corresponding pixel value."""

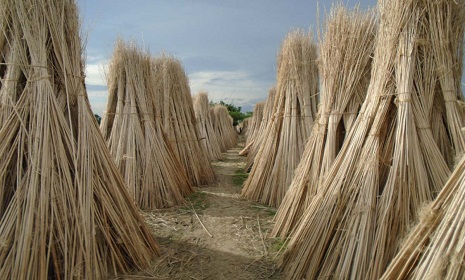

left=189, top=70, right=268, bottom=110
left=86, top=60, right=108, bottom=116
left=85, top=52, right=107, bottom=64
left=89, top=104, right=107, bottom=116
left=87, top=69, right=270, bottom=116
left=87, top=90, right=108, bottom=98
left=86, top=90, right=108, bottom=116
left=85, top=63, right=108, bottom=87
left=88, top=103, right=108, bottom=117
left=84, top=61, right=109, bottom=116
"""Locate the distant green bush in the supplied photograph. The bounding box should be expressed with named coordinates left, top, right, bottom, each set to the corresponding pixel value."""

left=210, top=100, right=252, bottom=126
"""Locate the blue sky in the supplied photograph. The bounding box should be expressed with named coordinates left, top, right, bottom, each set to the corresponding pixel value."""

left=77, top=0, right=378, bottom=115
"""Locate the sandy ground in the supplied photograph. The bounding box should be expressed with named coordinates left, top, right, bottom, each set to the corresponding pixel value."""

left=115, top=135, right=285, bottom=280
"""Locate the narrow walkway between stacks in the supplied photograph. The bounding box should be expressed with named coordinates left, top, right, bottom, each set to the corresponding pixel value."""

left=117, top=134, right=284, bottom=280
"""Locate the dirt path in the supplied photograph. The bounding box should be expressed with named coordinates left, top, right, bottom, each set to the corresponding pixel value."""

left=119, top=135, right=284, bottom=279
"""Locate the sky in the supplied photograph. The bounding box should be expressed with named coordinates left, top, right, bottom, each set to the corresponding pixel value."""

left=77, top=0, right=378, bottom=115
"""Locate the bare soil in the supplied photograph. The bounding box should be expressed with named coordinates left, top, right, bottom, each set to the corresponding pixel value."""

left=116, top=135, right=285, bottom=280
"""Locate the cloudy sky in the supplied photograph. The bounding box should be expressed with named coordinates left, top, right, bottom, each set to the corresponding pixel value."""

left=77, top=0, right=377, bottom=115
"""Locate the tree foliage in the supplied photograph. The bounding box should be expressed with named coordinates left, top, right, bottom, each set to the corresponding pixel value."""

left=210, top=100, right=252, bottom=126
left=94, top=114, right=102, bottom=125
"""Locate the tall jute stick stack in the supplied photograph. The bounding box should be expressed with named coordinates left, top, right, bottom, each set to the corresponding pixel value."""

left=239, top=101, right=265, bottom=156
left=281, top=0, right=459, bottom=279
left=241, top=30, right=319, bottom=207
left=246, top=102, right=265, bottom=146
left=0, top=1, right=159, bottom=279
left=380, top=2, right=465, bottom=279
left=151, top=54, right=215, bottom=186
left=100, top=40, right=193, bottom=209
left=212, top=104, right=237, bottom=150
left=369, top=1, right=464, bottom=277
left=380, top=154, right=465, bottom=279
left=209, top=106, right=226, bottom=152
left=193, top=92, right=223, bottom=161
left=271, top=5, right=376, bottom=239
left=237, top=117, right=249, bottom=135
left=245, top=88, right=276, bottom=172
left=428, top=0, right=465, bottom=161
left=0, top=7, right=23, bottom=128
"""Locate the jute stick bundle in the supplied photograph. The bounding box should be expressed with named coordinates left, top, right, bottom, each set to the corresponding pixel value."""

left=212, top=104, right=237, bottom=150
left=239, top=102, right=264, bottom=156
left=241, top=30, right=319, bottom=207
left=151, top=54, right=215, bottom=186
left=431, top=97, right=453, bottom=166
left=381, top=156, right=465, bottom=279
left=271, top=5, right=376, bottom=238
left=369, top=1, right=465, bottom=277
left=100, top=40, right=193, bottom=209
left=428, top=0, right=465, bottom=160
left=209, top=106, right=225, bottom=152
left=0, top=1, right=159, bottom=278
left=192, top=92, right=223, bottom=161
left=247, top=102, right=264, bottom=144
left=380, top=2, right=465, bottom=278
left=238, top=117, right=249, bottom=135
left=281, top=1, right=456, bottom=279
left=0, top=14, right=24, bottom=127
left=245, top=88, right=276, bottom=172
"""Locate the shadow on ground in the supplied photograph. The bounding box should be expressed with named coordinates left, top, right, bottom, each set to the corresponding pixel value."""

left=113, top=134, right=286, bottom=279
left=116, top=236, right=283, bottom=280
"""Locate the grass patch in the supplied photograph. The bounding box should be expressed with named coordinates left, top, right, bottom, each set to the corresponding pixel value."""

left=181, top=191, right=209, bottom=213
left=232, top=168, right=248, bottom=186
left=269, top=238, right=288, bottom=254
left=251, top=204, right=277, bottom=216
left=156, top=234, right=183, bottom=245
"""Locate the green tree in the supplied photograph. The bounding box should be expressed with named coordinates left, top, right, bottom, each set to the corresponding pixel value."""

left=211, top=100, right=252, bottom=126
left=94, top=114, right=102, bottom=125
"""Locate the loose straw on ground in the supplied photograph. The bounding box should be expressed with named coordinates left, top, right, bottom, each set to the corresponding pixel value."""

left=242, top=30, right=319, bottom=208
left=0, top=1, right=159, bottom=279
